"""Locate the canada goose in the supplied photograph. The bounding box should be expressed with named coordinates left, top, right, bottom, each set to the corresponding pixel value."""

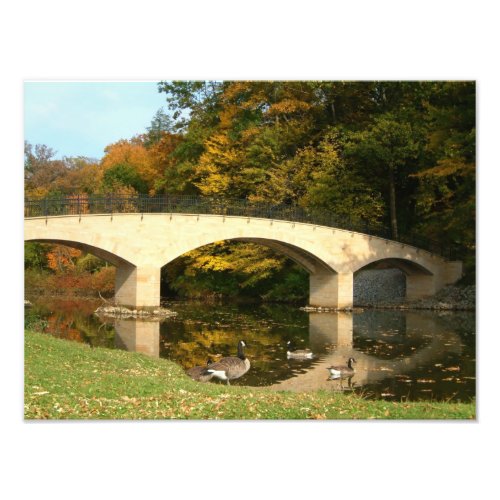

left=202, top=340, right=250, bottom=385
left=186, top=359, right=214, bottom=382
left=286, top=341, right=314, bottom=360
left=326, top=357, right=356, bottom=378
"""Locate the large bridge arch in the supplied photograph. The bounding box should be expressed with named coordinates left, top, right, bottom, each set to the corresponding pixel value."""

left=160, top=237, right=337, bottom=275
left=24, top=213, right=463, bottom=309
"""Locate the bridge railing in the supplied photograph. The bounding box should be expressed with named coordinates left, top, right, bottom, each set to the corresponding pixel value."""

left=24, top=194, right=463, bottom=260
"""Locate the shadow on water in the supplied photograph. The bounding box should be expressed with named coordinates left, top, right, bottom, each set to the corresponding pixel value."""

left=26, top=297, right=476, bottom=402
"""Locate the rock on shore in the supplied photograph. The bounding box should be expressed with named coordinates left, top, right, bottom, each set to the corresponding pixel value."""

left=94, top=305, right=177, bottom=319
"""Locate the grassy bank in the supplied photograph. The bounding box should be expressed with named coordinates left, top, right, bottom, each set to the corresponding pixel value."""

left=24, top=330, right=475, bottom=420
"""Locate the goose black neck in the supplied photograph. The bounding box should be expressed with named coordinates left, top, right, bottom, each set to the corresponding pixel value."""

left=238, top=343, right=246, bottom=360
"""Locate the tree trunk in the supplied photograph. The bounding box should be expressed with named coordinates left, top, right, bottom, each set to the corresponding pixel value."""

left=388, top=167, right=398, bottom=240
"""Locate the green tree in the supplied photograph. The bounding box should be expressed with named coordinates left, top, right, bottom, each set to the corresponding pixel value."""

left=101, top=163, right=148, bottom=193
left=343, top=114, right=422, bottom=239
left=145, top=108, right=174, bottom=146
left=290, top=130, right=386, bottom=228
left=24, top=242, right=48, bottom=270
left=412, top=81, right=475, bottom=270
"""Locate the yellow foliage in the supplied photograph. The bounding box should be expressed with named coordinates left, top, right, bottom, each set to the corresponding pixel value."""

left=26, top=186, right=50, bottom=199
left=412, top=158, right=475, bottom=178
left=195, top=133, right=242, bottom=196
left=266, top=98, right=312, bottom=116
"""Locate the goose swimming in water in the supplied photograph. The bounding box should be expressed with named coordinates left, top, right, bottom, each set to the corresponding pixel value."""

left=286, top=341, right=314, bottom=360
left=326, top=357, right=356, bottom=378
left=202, top=340, right=250, bottom=385
left=186, top=359, right=214, bottom=382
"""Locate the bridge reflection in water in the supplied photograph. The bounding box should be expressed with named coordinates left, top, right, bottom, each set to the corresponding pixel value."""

left=111, top=311, right=462, bottom=393
left=114, top=319, right=161, bottom=358
left=271, top=312, right=462, bottom=392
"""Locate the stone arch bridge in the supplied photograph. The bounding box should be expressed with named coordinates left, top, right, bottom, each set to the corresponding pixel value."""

left=24, top=197, right=463, bottom=309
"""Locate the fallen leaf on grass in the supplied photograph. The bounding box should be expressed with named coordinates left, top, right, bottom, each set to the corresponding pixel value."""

left=312, top=414, right=327, bottom=419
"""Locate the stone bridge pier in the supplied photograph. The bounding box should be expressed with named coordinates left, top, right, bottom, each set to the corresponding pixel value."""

left=115, top=264, right=162, bottom=310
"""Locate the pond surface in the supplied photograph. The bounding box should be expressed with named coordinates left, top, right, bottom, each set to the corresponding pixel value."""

left=26, top=297, right=476, bottom=402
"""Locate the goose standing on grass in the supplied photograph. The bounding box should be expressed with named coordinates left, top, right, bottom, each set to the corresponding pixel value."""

left=186, top=359, right=214, bottom=382
left=326, top=357, right=356, bottom=378
left=202, top=340, right=250, bottom=385
left=286, top=340, right=314, bottom=360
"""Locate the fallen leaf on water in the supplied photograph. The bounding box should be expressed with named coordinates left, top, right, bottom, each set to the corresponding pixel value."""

left=417, top=379, right=436, bottom=383
left=444, top=366, right=461, bottom=372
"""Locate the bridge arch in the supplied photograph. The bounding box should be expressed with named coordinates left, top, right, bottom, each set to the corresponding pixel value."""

left=354, top=257, right=433, bottom=276
left=160, top=237, right=337, bottom=275
left=354, top=257, right=437, bottom=302
left=25, top=238, right=134, bottom=268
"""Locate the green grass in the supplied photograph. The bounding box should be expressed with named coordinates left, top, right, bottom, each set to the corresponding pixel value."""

left=24, top=330, right=475, bottom=420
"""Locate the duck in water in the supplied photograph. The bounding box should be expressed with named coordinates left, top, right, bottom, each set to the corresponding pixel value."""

left=286, top=340, right=314, bottom=360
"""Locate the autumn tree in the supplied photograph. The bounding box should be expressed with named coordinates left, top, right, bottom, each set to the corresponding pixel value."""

left=46, top=245, right=82, bottom=274
left=24, top=142, right=67, bottom=197
left=287, top=130, right=386, bottom=228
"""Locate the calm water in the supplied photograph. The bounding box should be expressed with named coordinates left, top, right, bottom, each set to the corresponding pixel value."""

left=25, top=297, right=476, bottom=402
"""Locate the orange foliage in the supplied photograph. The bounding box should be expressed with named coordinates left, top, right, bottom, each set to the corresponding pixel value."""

left=101, top=134, right=183, bottom=194
left=46, top=246, right=82, bottom=273
left=101, top=138, right=154, bottom=185
left=146, top=133, right=184, bottom=194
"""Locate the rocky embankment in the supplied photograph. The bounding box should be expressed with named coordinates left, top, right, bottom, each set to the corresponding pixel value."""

left=303, top=269, right=475, bottom=312
left=396, top=284, right=475, bottom=311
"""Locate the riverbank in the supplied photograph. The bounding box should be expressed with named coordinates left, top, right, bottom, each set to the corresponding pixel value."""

left=24, top=330, right=475, bottom=420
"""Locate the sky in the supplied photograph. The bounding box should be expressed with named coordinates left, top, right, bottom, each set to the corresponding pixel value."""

left=24, top=81, right=169, bottom=160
